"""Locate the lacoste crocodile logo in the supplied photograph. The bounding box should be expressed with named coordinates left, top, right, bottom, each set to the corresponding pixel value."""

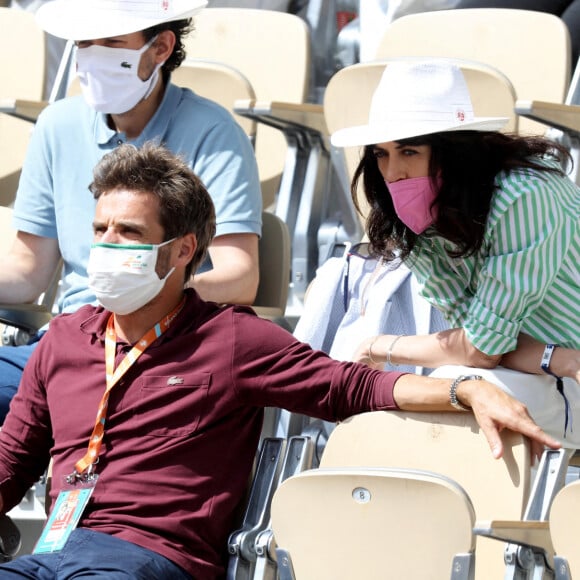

left=167, top=376, right=184, bottom=386
left=120, top=61, right=132, bottom=69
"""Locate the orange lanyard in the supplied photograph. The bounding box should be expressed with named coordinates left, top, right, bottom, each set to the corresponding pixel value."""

left=71, top=297, right=185, bottom=481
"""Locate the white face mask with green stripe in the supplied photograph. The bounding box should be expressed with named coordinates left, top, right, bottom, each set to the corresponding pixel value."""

left=87, top=239, right=175, bottom=315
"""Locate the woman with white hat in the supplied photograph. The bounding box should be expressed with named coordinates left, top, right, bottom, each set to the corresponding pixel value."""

left=332, top=60, right=580, bottom=446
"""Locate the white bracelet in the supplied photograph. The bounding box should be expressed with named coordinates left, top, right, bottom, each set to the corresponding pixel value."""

left=386, top=335, right=405, bottom=367
left=540, top=343, right=559, bottom=378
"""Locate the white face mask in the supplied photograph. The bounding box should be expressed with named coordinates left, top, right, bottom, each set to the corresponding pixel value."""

left=75, top=36, right=162, bottom=115
left=88, top=239, right=175, bottom=315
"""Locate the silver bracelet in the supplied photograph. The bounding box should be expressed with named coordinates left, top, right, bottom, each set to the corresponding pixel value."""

left=386, top=334, right=405, bottom=367
left=449, top=374, right=482, bottom=411
left=368, top=336, right=380, bottom=365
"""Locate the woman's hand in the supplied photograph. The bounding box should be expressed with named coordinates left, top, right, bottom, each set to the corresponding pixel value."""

left=352, top=335, right=389, bottom=370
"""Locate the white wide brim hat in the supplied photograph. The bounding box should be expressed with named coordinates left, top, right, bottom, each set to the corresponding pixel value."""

left=36, top=0, right=207, bottom=41
left=331, top=60, right=509, bottom=148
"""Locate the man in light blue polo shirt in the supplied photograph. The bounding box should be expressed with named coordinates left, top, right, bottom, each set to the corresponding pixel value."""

left=0, top=0, right=262, bottom=421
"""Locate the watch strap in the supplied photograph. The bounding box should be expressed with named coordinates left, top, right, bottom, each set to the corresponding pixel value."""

left=449, top=374, right=482, bottom=412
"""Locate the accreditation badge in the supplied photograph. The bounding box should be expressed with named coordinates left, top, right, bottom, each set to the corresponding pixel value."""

left=33, top=485, right=95, bottom=554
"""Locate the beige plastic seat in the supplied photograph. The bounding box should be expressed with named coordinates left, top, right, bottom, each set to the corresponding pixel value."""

left=515, top=99, right=580, bottom=185
left=172, top=59, right=256, bottom=137
left=252, top=211, right=290, bottom=321
left=548, top=478, right=580, bottom=577
left=0, top=7, right=46, bottom=105
left=0, top=7, right=47, bottom=207
left=323, top=57, right=518, bottom=223
left=475, top=458, right=580, bottom=578
left=185, top=7, right=311, bottom=210
left=373, top=8, right=571, bottom=135
left=271, top=466, right=476, bottom=580
left=516, top=101, right=580, bottom=136
left=317, top=410, right=531, bottom=580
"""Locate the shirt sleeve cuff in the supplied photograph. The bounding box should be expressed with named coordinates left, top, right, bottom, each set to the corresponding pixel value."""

left=376, top=372, right=407, bottom=411
left=464, top=299, right=521, bottom=355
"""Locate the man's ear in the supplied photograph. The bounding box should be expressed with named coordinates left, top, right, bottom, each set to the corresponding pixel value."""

left=176, top=233, right=196, bottom=267
left=153, top=29, right=175, bottom=64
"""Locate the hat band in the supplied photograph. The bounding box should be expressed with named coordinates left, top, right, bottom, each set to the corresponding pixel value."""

left=91, top=0, right=173, bottom=17
left=371, top=107, right=474, bottom=125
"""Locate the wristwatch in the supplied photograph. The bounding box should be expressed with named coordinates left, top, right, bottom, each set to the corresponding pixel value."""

left=449, top=374, right=482, bottom=411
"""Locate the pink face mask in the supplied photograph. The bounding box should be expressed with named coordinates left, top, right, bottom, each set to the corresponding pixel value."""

left=386, top=176, right=441, bottom=235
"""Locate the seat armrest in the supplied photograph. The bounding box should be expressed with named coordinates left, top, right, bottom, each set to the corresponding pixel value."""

left=474, top=519, right=554, bottom=559
left=515, top=100, right=580, bottom=135
left=234, top=100, right=327, bottom=137
left=0, top=98, right=49, bottom=123
left=0, top=304, right=53, bottom=334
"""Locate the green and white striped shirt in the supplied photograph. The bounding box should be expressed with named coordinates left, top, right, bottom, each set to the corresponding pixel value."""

left=408, top=159, right=579, bottom=355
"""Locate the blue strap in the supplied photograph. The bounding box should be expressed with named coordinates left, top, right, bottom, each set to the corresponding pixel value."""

left=541, top=344, right=572, bottom=438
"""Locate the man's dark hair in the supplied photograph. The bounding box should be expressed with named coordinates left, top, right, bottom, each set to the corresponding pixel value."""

left=143, top=18, right=194, bottom=77
left=90, top=142, right=216, bottom=280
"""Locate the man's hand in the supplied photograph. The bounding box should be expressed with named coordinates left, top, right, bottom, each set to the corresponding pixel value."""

left=458, top=378, right=561, bottom=462
left=392, top=374, right=561, bottom=462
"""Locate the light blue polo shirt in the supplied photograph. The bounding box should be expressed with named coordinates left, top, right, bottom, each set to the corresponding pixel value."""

left=13, top=83, right=262, bottom=314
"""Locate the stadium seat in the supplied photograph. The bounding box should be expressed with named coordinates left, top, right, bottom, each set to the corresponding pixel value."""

left=252, top=211, right=291, bottom=323
left=184, top=7, right=311, bottom=211
left=314, top=410, right=531, bottom=580
left=0, top=7, right=46, bottom=206
left=271, top=466, right=476, bottom=580
left=373, top=8, right=571, bottom=136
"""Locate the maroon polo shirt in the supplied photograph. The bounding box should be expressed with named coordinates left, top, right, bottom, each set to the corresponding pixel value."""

left=0, top=289, right=403, bottom=578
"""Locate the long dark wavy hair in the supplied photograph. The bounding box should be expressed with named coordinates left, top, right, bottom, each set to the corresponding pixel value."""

left=144, top=18, right=194, bottom=78
left=352, top=131, right=571, bottom=262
